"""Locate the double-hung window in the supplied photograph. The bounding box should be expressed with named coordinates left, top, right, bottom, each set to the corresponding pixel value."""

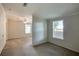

left=53, top=20, right=64, bottom=40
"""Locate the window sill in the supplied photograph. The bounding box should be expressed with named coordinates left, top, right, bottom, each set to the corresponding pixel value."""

left=53, top=36, right=64, bottom=40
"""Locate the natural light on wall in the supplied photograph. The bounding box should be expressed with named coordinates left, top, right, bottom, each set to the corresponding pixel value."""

left=53, top=20, right=64, bottom=40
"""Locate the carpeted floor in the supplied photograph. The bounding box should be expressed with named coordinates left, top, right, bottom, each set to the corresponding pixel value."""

left=1, top=37, right=79, bottom=56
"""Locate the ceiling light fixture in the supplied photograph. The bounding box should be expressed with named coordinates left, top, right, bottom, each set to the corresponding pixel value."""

left=23, top=3, right=27, bottom=7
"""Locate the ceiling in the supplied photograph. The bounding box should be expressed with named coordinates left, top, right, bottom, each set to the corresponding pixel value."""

left=2, top=3, right=79, bottom=19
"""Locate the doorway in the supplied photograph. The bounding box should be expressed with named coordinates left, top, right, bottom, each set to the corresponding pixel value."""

left=24, top=16, right=32, bottom=45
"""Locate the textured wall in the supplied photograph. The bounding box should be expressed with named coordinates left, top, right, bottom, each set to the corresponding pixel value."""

left=8, top=19, right=25, bottom=39
left=48, top=14, right=79, bottom=53
left=32, top=16, right=47, bottom=45
left=0, top=4, right=7, bottom=54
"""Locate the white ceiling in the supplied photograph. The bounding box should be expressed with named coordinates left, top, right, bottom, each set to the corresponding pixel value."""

left=2, top=3, right=79, bottom=19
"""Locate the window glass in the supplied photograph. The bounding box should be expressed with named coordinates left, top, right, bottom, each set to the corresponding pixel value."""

left=53, top=20, right=63, bottom=39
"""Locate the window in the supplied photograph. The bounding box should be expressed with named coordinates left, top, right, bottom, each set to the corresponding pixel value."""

left=25, top=23, right=32, bottom=33
left=53, top=20, right=64, bottom=40
left=24, top=16, right=32, bottom=34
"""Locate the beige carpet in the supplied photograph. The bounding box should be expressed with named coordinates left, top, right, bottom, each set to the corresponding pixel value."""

left=1, top=37, right=79, bottom=56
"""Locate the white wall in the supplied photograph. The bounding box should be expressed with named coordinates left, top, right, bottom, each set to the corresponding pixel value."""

left=48, top=14, right=79, bottom=53
left=7, top=18, right=25, bottom=39
left=32, top=16, right=47, bottom=45
left=0, top=4, right=7, bottom=54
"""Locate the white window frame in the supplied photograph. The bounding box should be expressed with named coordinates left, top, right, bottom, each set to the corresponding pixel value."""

left=53, top=20, right=64, bottom=40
